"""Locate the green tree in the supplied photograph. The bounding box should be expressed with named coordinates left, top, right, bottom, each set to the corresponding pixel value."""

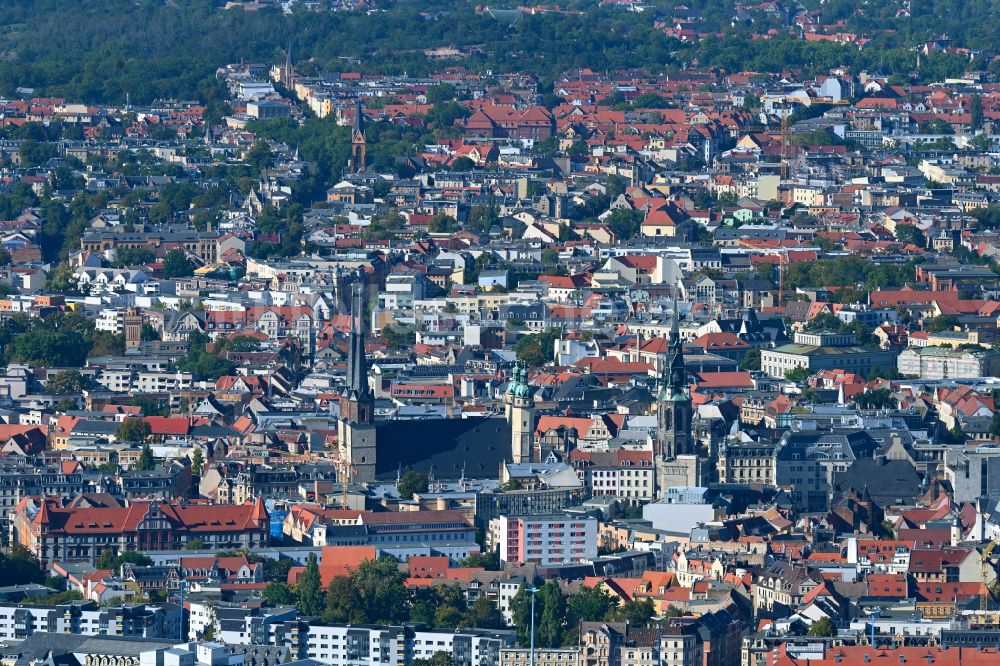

left=6, top=311, right=114, bottom=367
left=44, top=574, right=66, bottom=591
left=221, top=335, right=262, bottom=353
left=875, top=520, right=895, bottom=540
left=624, top=505, right=644, bottom=520
left=538, top=582, right=569, bottom=648
left=177, top=331, right=236, bottom=380
left=511, top=582, right=567, bottom=648
left=46, top=370, right=86, bottom=394
left=784, top=367, right=812, bottom=382
left=263, top=582, right=296, bottom=606
left=435, top=604, right=464, bottom=628
left=942, top=425, right=967, bottom=445
left=96, top=550, right=152, bottom=572
left=112, top=246, right=156, bottom=268
left=296, top=553, right=325, bottom=616
left=450, top=156, right=476, bottom=171
left=971, top=95, right=984, bottom=131
left=738, top=349, right=761, bottom=371
left=414, top=653, right=455, bottom=666
left=116, top=419, right=152, bottom=445
left=136, top=442, right=156, bottom=471
left=457, top=550, right=501, bottom=571
left=191, top=448, right=205, bottom=477
left=352, top=557, right=409, bottom=624
left=807, top=617, right=837, bottom=637
left=246, top=140, right=273, bottom=175
left=606, top=175, right=627, bottom=199
left=0, top=545, right=45, bottom=586
left=614, top=599, right=655, bottom=627
left=991, top=411, right=1000, bottom=438
left=260, top=556, right=297, bottom=584
left=426, top=84, right=458, bottom=105
left=895, top=224, right=926, bottom=248
left=162, top=249, right=195, bottom=279
left=926, top=315, right=960, bottom=333
left=514, top=328, right=559, bottom=366
left=804, top=312, right=843, bottom=332
left=428, top=213, right=460, bottom=234
left=383, top=323, right=417, bottom=350
left=800, top=387, right=820, bottom=404
left=604, top=208, right=643, bottom=241
left=568, top=586, right=617, bottom=623
left=462, top=596, right=506, bottom=629
left=186, top=539, right=206, bottom=550
left=398, top=470, right=429, bottom=499
left=130, top=396, right=168, bottom=417
left=324, top=575, right=363, bottom=623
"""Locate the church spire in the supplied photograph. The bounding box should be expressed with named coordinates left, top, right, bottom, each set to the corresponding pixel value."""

left=661, top=293, right=687, bottom=401
left=347, top=282, right=372, bottom=400
left=341, top=278, right=374, bottom=424
left=350, top=99, right=367, bottom=173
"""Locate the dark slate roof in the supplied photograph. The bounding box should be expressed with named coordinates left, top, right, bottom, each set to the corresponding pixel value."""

left=832, top=458, right=922, bottom=506
left=190, top=424, right=240, bottom=438
left=0, top=633, right=174, bottom=666
left=374, top=416, right=513, bottom=480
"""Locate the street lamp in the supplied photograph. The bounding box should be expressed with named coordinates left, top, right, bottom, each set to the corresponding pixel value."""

left=527, top=586, right=541, bottom=666
left=651, top=614, right=667, bottom=666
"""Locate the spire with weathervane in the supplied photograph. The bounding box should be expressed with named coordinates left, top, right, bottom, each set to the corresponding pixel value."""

left=657, top=291, right=693, bottom=460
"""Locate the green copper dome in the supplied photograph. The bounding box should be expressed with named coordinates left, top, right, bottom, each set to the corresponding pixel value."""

left=507, top=362, right=533, bottom=399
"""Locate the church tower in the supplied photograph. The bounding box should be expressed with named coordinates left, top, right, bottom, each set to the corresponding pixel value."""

left=124, top=307, right=142, bottom=353
left=349, top=99, right=367, bottom=173
left=657, top=310, right=693, bottom=458
left=340, top=283, right=374, bottom=424
left=505, top=361, right=536, bottom=464
left=338, top=281, right=377, bottom=482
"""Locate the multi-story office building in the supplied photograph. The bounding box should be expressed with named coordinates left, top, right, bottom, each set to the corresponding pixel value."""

left=495, top=514, right=598, bottom=566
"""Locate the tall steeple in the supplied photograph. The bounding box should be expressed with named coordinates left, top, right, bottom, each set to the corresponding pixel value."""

left=341, top=280, right=374, bottom=424
left=349, top=99, right=367, bottom=173
left=661, top=293, right=687, bottom=401
left=657, top=293, right=693, bottom=461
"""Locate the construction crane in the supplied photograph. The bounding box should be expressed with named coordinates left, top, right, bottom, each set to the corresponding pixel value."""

left=981, top=537, right=1000, bottom=611
left=337, top=458, right=356, bottom=510
left=780, top=114, right=792, bottom=180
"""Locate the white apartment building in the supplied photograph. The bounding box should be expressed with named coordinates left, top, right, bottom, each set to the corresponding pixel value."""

left=96, top=308, right=125, bottom=333
left=94, top=369, right=136, bottom=393
left=136, top=371, right=194, bottom=393
left=496, top=514, right=598, bottom=566
left=0, top=601, right=181, bottom=641
left=263, top=622, right=514, bottom=666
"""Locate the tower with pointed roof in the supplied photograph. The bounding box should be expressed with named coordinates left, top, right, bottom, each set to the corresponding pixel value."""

left=338, top=280, right=377, bottom=481
left=349, top=99, right=367, bottom=173
left=505, top=360, right=536, bottom=464
left=657, top=304, right=693, bottom=461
